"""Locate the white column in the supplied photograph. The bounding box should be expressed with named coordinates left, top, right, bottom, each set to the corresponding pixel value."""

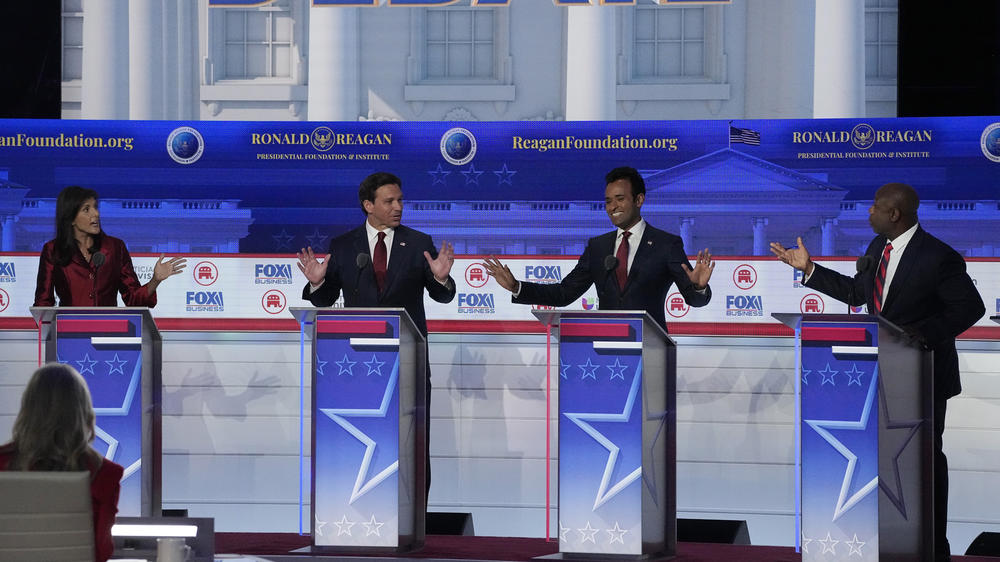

left=679, top=217, right=695, bottom=252
left=813, top=0, right=865, bottom=118
left=1, top=216, right=15, bottom=252
left=129, top=0, right=165, bottom=119
left=81, top=0, right=129, bottom=119
left=752, top=217, right=769, bottom=256
left=565, top=5, right=616, bottom=121
left=307, top=7, right=360, bottom=121
left=821, top=218, right=837, bottom=255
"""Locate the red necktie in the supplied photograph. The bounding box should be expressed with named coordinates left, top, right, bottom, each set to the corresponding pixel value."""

left=873, top=242, right=892, bottom=313
left=616, top=231, right=631, bottom=291
left=373, top=231, right=387, bottom=292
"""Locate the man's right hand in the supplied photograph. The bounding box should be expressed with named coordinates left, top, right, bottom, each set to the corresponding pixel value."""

left=296, top=246, right=330, bottom=286
left=769, top=236, right=814, bottom=275
left=482, top=256, right=518, bottom=293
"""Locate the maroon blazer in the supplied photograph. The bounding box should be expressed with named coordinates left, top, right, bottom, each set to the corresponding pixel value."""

left=0, top=444, right=124, bottom=562
left=34, top=235, right=156, bottom=307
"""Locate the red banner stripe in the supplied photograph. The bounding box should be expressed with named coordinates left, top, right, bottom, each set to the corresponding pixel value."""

left=57, top=319, right=131, bottom=334
left=316, top=320, right=388, bottom=335
left=801, top=327, right=869, bottom=342
left=559, top=323, right=631, bottom=338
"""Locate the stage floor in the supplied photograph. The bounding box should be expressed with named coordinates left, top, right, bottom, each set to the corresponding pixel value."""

left=214, top=533, right=1000, bottom=562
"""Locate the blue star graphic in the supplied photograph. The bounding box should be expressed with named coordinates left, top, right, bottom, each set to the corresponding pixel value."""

left=876, top=375, right=923, bottom=518
left=801, top=368, right=812, bottom=386
left=819, top=363, right=838, bottom=386
left=315, top=358, right=328, bottom=376
left=578, top=358, right=599, bottom=380
left=305, top=228, right=329, bottom=250
left=427, top=163, right=451, bottom=185
left=493, top=162, right=517, bottom=185
left=76, top=354, right=98, bottom=375
left=105, top=354, right=128, bottom=376
left=272, top=229, right=295, bottom=251
left=319, top=358, right=400, bottom=504
left=844, top=363, right=865, bottom=386
left=804, top=370, right=879, bottom=521
left=563, top=366, right=643, bottom=510
left=335, top=354, right=356, bottom=376
left=461, top=163, right=485, bottom=185
left=606, top=358, right=628, bottom=380
left=364, top=354, right=385, bottom=376
left=560, top=360, right=571, bottom=379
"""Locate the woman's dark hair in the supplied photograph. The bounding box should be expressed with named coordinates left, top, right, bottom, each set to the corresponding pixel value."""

left=54, top=185, right=102, bottom=266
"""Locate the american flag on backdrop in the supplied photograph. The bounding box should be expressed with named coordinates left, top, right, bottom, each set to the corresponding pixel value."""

left=729, top=125, right=761, bottom=146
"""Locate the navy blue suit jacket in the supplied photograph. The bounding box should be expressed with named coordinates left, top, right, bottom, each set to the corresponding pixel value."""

left=805, top=226, right=984, bottom=399
left=301, top=224, right=456, bottom=337
left=513, top=223, right=711, bottom=330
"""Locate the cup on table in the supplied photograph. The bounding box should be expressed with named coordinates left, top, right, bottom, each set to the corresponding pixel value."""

left=156, top=537, right=191, bottom=562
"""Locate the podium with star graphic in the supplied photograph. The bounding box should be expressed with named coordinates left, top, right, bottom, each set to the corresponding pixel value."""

left=30, top=306, right=162, bottom=518
left=292, top=307, right=425, bottom=553
left=532, top=310, right=675, bottom=560
left=775, top=313, right=934, bottom=562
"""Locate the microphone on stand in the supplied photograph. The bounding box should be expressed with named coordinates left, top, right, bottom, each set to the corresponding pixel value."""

left=851, top=255, right=874, bottom=315
left=90, top=252, right=106, bottom=306
left=354, top=253, right=371, bottom=299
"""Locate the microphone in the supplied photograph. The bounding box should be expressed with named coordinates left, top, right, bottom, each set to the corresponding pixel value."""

left=856, top=255, right=873, bottom=274
left=354, top=253, right=371, bottom=298
left=604, top=254, right=618, bottom=272
left=90, top=252, right=105, bottom=306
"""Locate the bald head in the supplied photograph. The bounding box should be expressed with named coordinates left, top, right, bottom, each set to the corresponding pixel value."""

left=869, top=182, right=919, bottom=238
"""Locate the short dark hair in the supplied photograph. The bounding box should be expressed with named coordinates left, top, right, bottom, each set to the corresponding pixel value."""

left=604, top=167, right=645, bottom=198
left=358, top=172, right=402, bottom=214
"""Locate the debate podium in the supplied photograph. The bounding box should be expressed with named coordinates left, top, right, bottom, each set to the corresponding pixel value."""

left=533, top=310, right=675, bottom=560
left=775, top=313, right=934, bottom=562
left=292, top=307, right=425, bottom=553
left=30, top=306, right=162, bottom=518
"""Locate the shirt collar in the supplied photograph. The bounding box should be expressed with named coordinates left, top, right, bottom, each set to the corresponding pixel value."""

left=618, top=218, right=646, bottom=241
left=887, top=222, right=918, bottom=250
left=365, top=221, right=394, bottom=241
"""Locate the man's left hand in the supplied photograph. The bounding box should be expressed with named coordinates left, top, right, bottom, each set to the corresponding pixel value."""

left=425, top=240, right=455, bottom=283
left=681, top=248, right=715, bottom=290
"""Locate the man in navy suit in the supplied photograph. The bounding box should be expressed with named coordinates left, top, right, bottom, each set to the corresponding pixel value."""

left=297, top=171, right=456, bottom=508
left=482, top=166, right=715, bottom=330
left=770, top=182, right=984, bottom=562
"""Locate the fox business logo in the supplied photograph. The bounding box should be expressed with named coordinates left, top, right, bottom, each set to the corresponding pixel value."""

left=186, top=291, right=224, bottom=312
left=524, top=265, right=562, bottom=284
left=0, top=262, right=15, bottom=283
left=792, top=123, right=932, bottom=151
left=458, top=292, right=495, bottom=314
left=726, top=295, right=763, bottom=317
left=255, top=263, right=293, bottom=285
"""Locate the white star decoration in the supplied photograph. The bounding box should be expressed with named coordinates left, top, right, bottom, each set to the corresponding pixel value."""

left=76, top=353, right=98, bottom=375
left=845, top=533, right=865, bottom=556
left=314, top=513, right=328, bottom=537
left=319, top=360, right=400, bottom=503
left=559, top=523, right=570, bottom=542
left=606, top=358, right=628, bottom=380
left=607, top=521, right=628, bottom=544
left=804, top=370, right=879, bottom=521
left=819, top=363, right=838, bottom=386
left=362, top=514, right=384, bottom=536
left=818, top=531, right=839, bottom=554
left=336, top=354, right=356, bottom=376
left=577, top=521, right=599, bottom=544
left=364, top=354, right=385, bottom=376
left=801, top=533, right=812, bottom=554
left=844, top=363, right=865, bottom=386
left=564, top=365, right=643, bottom=510
left=333, top=514, right=354, bottom=536
left=105, top=353, right=128, bottom=375
left=578, top=358, right=599, bottom=380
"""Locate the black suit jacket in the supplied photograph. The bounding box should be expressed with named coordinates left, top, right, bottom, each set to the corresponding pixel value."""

left=301, top=224, right=456, bottom=337
left=805, top=226, right=984, bottom=399
left=513, top=223, right=711, bottom=330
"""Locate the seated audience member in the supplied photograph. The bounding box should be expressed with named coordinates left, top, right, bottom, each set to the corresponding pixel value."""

left=0, top=363, right=124, bottom=562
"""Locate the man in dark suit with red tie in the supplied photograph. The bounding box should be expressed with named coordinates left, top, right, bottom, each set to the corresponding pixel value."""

left=770, top=182, right=985, bottom=562
left=297, top=171, right=457, bottom=507
left=482, top=166, right=715, bottom=331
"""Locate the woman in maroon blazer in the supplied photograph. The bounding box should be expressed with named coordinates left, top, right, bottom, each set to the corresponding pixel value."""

left=0, top=363, right=124, bottom=562
left=33, top=185, right=186, bottom=307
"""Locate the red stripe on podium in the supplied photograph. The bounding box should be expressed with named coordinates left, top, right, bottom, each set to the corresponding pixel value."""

left=57, top=319, right=130, bottom=334
left=801, top=326, right=868, bottom=342
left=316, top=320, right=388, bottom=335
left=559, top=323, right=630, bottom=338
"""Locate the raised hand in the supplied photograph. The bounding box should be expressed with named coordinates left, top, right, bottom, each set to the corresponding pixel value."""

left=769, top=236, right=813, bottom=274
left=481, top=256, right=518, bottom=293
left=681, top=248, right=715, bottom=289
left=425, top=240, right=455, bottom=282
left=152, top=254, right=186, bottom=282
left=296, top=246, right=329, bottom=285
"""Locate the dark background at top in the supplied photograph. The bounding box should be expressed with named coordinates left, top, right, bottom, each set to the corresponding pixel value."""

left=2, top=3, right=999, bottom=119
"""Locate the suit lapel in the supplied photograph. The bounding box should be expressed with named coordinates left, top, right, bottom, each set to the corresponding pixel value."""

left=880, top=227, right=923, bottom=315
left=381, top=226, right=408, bottom=297
left=624, top=227, right=652, bottom=292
